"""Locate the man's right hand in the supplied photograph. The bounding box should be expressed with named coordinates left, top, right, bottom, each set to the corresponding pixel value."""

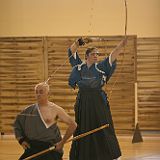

left=70, top=37, right=92, bottom=54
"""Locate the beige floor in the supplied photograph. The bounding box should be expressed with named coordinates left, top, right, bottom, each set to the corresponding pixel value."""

left=0, top=135, right=160, bottom=160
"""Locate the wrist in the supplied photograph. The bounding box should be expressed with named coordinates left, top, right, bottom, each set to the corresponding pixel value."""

left=74, top=40, right=79, bottom=47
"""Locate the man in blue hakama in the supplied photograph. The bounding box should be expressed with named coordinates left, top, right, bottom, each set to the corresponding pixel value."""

left=68, top=37, right=127, bottom=160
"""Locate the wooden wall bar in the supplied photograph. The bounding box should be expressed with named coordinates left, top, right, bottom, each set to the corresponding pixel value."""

left=137, top=37, right=160, bottom=130
left=1, top=36, right=159, bottom=134
left=0, top=37, right=45, bottom=133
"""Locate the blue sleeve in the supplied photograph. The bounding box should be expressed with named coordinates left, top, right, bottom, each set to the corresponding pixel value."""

left=68, top=66, right=81, bottom=89
left=68, top=48, right=82, bottom=67
left=98, top=57, right=117, bottom=81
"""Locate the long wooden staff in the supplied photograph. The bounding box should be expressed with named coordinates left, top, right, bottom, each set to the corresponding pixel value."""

left=23, top=124, right=109, bottom=160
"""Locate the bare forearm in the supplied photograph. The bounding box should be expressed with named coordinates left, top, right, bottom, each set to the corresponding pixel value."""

left=61, top=122, right=77, bottom=144
left=110, top=38, right=127, bottom=62
left=70, top=41, right=79, bottom=54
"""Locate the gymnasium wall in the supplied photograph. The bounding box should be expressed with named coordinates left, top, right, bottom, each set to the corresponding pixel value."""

left=0, top=36, right=160, bottom=134
left=0, top=35, right=136, bottom=134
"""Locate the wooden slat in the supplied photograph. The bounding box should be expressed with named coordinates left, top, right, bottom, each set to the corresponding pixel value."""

left=0, top=37, right=44, bottom=133
left=137, top=37, right=160, bottom=130
left=0, top=35, right=137, bottom=134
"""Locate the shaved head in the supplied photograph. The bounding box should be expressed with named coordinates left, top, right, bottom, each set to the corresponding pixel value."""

left=35, top=82, right=49, bottom=92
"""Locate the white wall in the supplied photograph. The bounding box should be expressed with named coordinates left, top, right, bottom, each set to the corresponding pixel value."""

left=0, top=0, right=160, bottom=37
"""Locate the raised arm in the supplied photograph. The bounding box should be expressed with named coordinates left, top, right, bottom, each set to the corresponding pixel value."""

left=69, top=39, right=79, bottom=56
left=110, top=37, right=127, bottom=63
left=68, top=37, right=92, bottom=67
left=97, top=37, right=127, bottom=81
left=70, top=37, right=92, bottom=56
